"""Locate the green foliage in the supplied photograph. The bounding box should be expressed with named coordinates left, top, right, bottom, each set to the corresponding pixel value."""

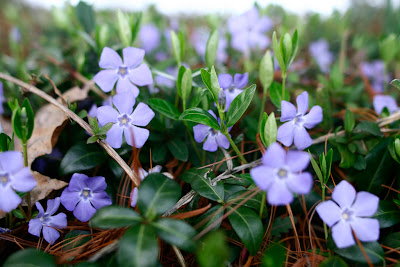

left=197, top=231, right=229, bottom=267
left=226, top=84, right=256, bottom=127
left=259, top=50, right=274, bottom=91
left=76, top=1, right=95, bottom=33
left=90, top=206, right=142, bottom=229
left=260, top=112, right=277, bottom=148
left=148, top=98, right=181, bottom=120
left=262, top=243, right=286, bottom=267
left=205, top=30, right=219, bottom=67
left=87, top=116, right=114, bottom=144
left=179, top=107, right=221, bottom=130
left=152, top=218, right=196, bottom=251
left=4, top=248, right=56, bottom=267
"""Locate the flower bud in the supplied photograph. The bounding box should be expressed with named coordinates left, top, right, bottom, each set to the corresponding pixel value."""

left=218, top=89, right=226, bottom=111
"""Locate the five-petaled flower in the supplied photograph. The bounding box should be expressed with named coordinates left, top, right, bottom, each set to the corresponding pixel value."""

left=28, top=197, right=67, bottom=244
left=250, top=142, right=313, bottom=205
left=93, top=47, right=153, bottom=97
left=316, top=180, right=380, bottom=249
left=218, top=73, right=248, bottom=111
left=277, top=91, right=323, bottom=150
left=193, top=110, right=230, bottom=152
left=97, top=91, right=155, bottom=149
left=60, top=173, right=112, bottom=222
left=0, top=151, right=37, bottom=213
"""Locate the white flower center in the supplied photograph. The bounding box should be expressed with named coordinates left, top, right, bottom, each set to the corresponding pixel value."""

left=118, top=66, right=129, bottom=77
left=209, top=128, right=219, bottom=135
left=118, top=114, right=131, bottom=127
left=0, top=176, right=8, bottom=184
left=82, top=189, right=90, bottom=197
left=277, top=168, right=288, bottom=178
left=342, top=212, right=349, bottom=220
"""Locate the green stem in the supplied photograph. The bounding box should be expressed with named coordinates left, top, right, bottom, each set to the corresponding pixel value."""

left=184, top=121, right=203, bottom=165
left=18, top=204, right=28, bottom=220
left=259, top=191, right=266, bottom=218
left=322, top=186, right=328, bottom=240
left=224, top=133, right=247, bottom=164
left=258, top=86, right=268, bottom=132
left=22, top=142, right=31, bottom=219
left=281, top=72, right=287, bottom=100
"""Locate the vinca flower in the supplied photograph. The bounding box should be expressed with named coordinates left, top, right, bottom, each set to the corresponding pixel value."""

left=373, top=95, right=398, bottom=115
left=28, top=197, right=67, bottom=244
left=277, top=91, right=323, bottom=150
left=139, top=24, right=161, bottom=53
left=87, top=97, right=113, bottom=119
left=360, top=61, right=389, bottom=93
left=97, top=91, right=155, bottom=149
left=316, top=180, right=380, bottom=248
left=93, top=47, right=153, bottom=96
left=193, top=110, right=230, bottom=152
left=0, top=151, right=37, bottom=213
left=309, top=39, right=334, bottom=73
left=218, top=73, right=248, bottom=111
left=60, top=173, right=112, bottom=222
left=250, top=142, right=313, bottom=205
left=0, top=81, right=5, bottom=114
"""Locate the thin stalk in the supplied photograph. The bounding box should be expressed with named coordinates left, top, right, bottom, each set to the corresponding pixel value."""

left=22, top=141, right=31, bottom=219
left=259, top=191, right=266, bottom=218
left=321, top=186, right=328, bottom=240
left=224, top=133, right=247, bottom=164
left=281, top=72, right=287, bottom=100
left=18, top=204, right=28, bottom=220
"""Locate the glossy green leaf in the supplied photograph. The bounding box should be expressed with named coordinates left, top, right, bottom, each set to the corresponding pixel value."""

left=179, top=107, right=220, bottom=130
left=4, top=248, right=56, bottom=267
left=76, top=1, right=95, bottom=33
left=90, top=206, right=142, bottom=229
left=148, top=98, right=181, bottom=120
left=262, top=112, right=277, bottom=148
left=372, top=200, right=400, bottom=228
left=309, top=151, right=323, bottom=183
left=262, top=243, right=286, bottom=267
left=152, top=218, right=196, bottom=251
left=355, top=121, right=383, bottom=137
left=260, top=112, right=268, bottom=146
left=131, top=12, right=142, bottom=43
left=0, top=133, right=12, bottom=152
left=226, top=84, right=256, bottom=127
left=319, top=256, right=349, bottom=267
left=259, top=50, right=274, bottom=91
left=181, top=68, right=193, bottom=102
left=167, top=138, right=188, bottom=161
left=391, top=79, right=400, bottom=90
left=190, top=175, right=224, bottom=202
left=269, top=82, right=290, bottom=108
left=170, top=30, right=181, bottom=65
left=197, top=231, right=228, bottom=267
left=272, top=31, right=285, bottom=72
left=288, top=29, right=298, bottom=66
left=281, top=33, right=292, bottom=64
left=227, top=190, right=262, bottom=211
left=117, top=10, right=132, bottom=47
left=344, top=109, right=355, bottom=134
left=180, top=167, right=210, bottom=183
left=195, top=204, right=225, bottom=232
left=189, top=88, right=208, bottom=108
left=336, top=144, right=356, bottom=169
left=200, top=67, right=220, bottom=104
left=117, top=224, right=159, bottom=267
left=205, top=30, right=219, bottom=67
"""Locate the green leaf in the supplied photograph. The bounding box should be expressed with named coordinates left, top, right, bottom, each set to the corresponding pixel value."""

left=226, top=84, right=256, bottom=127
left=324, top=149, right=333, bottom=183
left=262, top=112, right=277, bottom=148
left=391, top=79, right=400, bottom=90
left=117, top=10, right=132, bottom=47
left=288, top=29, right=298, bottom=66
left=309, top=151, right=323, bottom=183
left=336, top=144, right=356, bottom=169
left=4, top=248, right=56, bottom=267
left=131, top=12, right=142, bottom=44
left=272, top=32, right=285, bottom=72
left=197, top=231, right=228, bottom=267
left=372, top=200, right=400, bottom=228
left=259, top=50, right=274, bottom=91
left=228, top=207, right=263, bottom=255
left=281, top=33, right=292, bottom=65
left=179, top=107, right=220, bottom=130
left=200, top=67, right=220, bottom=104
left=117, top=224, right=159, bottom=267
left=90, top=206, right=142, bottom=229
left=76, top=1, right=95, bottom=33
left=87, top=135, right=99, bottom=144
left=383, top=232, right=400, bottom=248
left=0, top=133, right=11, bottom=152
left=195, top=204, right=225, bottom=232
left=355, top=121, right=383, bottom=137
left=167, top=138, right=188, bottom=161
left=148, top=98, right=181, bottom=120
left=181, top=68, right=193, bottom=103
left=271, top=216, right=297, bottom=238
left=189, top=88, right=208, bottom=108
left=170, top=30, right=181, bottom=65
left=227, top=190, right=262, bottom=211
left=269, top=82, right=289, bottom=109
left=176, top=66, right=186, bottom=98
left=180, top=168, right=210, bottom=183
left=59, top=142, right=106, bottom=176
left=319, top=256, right=349, bottom=267
left=191, top=175, right=224, bottom=202
left=260, top=112, right=268, bottom=146
left=152, top=218, right=196, bottom=251
left=138, top=173, right=181, bottom=218
left=205, top=30, right=219, bottom=67
left=21, top=98, right=34, bottom=140
left=344, top=109, right=355, bottom=134
left=262, top=243, right=286, bottom=267
left=12, top=209, right=25, bottom=219
left=63, top=230, right=91, bottom=250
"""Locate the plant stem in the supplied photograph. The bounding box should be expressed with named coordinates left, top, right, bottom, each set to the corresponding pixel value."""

left=281, top=72, right=287, bottom=100
left=8, top=213, right=12, bottom=229
left=259, top=191, right=266, bottom=218
left=18, top=204, right=28, bottom=220
left=321, top=186, right=328, bottom=240
left=224, top=133, right=247, bottom=164
left=22, top=141, right=31, bottom=219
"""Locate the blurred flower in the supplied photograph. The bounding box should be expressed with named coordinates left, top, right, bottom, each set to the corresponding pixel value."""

left=316, top=180, right=380, bottom=248
left=250, top=142, right=312, bottom=205
left=191, top=28, right=228, bottom=63
left=218, top=73, right=248, bottom=110
left=10, top=26, right=21, bottom=43
left=93, top=47, right=153, bottom=96
left=139, top=24, right=161, bottom=53
left=228, top=7, right=273, bottom=55
left=277, top=91, right=323, bottom=150
left=0, top=227, right=11, bottom=234
left=193, top=110, right=230, bottom=152
left=0, top=82, right=5, bottom=114
left=0, top=151, right=37, bottom=213
left=360, top=60, right=389, bottom=93
left=97, top=91, right=154, bottom=149
left=309, top=39, right=334, bottom=73
left=61, top=173, right=112, bottom=222
left=28, top=197, right=67, bottom=244
left=373, top=95, right=398, bottom=115
left=32, top=148, right=63, bottom=174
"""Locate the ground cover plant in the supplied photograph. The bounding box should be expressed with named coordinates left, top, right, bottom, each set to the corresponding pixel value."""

left=1, top=0, right=400, bottom=266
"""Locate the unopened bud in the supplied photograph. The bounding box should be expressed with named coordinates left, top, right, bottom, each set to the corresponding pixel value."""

left=20, top=107, right=28, bottom=125
left=218, top=89, right=226, bottom=111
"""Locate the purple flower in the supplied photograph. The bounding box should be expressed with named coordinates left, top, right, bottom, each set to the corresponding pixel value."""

left=87, top=97, right=113, bottom=118
left=193, top=110, right=230, bottom=152
left=0, top=227, right=11, bottom=234
left=10, top=26, right=21, bottom=43
left=360, top=61, right=390, bottom=93
left=28, top=197, right=67, bottom=244
left=316, top=180, right=380, bottom=248
left=250, top=142, right=313, bottom=206
left=93, top=47, right=153, bottom=96
left=277, top=91, right=323, bottom=150
left=0, top=81, right=5, bottom=114
left=373, top=95, right=398, bottom=115
left=60, top=173, right=112, bottom=222
left=309, top=39, right=334, bottom=73
left=97, top=92, right=155, bottom=149
left=228, top=7, right=273, bottom=55
left=0, top=151, right=37, bottom=213
left=218, top=73, right=248, bottom=111
left=130, top=165, right=164, bottom=208
left=139, top=24, right=161, bottom=53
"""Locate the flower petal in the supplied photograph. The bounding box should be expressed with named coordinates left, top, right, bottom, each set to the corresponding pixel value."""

left=46, top=197, right=60, bottom=216
left=203, top=135, right=218, bottom=152
left=128, top=64, right=153, bottom=86
left=124, top=126, right=149, bottom=148
left=28, top=218, right=43, bottom=237
left=42, top=226, right=60, bottom=244
left=116, top=77, right=140, bottom=97
left=113, top=91, right=136, bottom=115
left=216, top=133, right=230, bottom=149
left=332, top=220, right=355, bottom=249
left=149, top=165, right=162, bottom=174
left=193, top=124, right=210, bottom=143
left=131, top=103, right=155, bottom=127
left=233, top=73, right=248, bottom=89
left=303, top=106, right=323, bottom=129
left=91, top=191, right=112, bottom=210
left=9, top=167, right=36, bottom=192
left=0, top=151, right=24, bottom=174
left=296, top=91, right=309, bottom=115
left=277, top=122, right=295, bottom=147
left=280, top=101, right=296, bottom=122
left=122, top=47, right=145, bottom=68
left=350, top=218, right=380, bottom=242
left=316, top=200, right=342, bottom=227
left=332, top=180, right=356, bottom=209
left=35, top=202, right=45, bottom=217
left=99, top=47, right=123, bottom=69
left=49, top=213, right=67, bottom=229
left=97, top=106, right=119, bottom=126
left=286, top=172, right=313, bottom=195
left=218, top=74, right=233, bottom=89
left=262, top=142, right=286, bottom=168
left=106, top=124, right=124, bottom=149
left=86, top=176, right=107, bottom=193
left=267, top=180, right=293, bottom=206
left=0, top=187, right=21, bottom=212
left=60, top=189, right=81, bottom=211
left=250, top=165, right=275, bottom=191
left=93, top=69, right=118, bottom=93
left=130, top=187, right=139, bottom=207
left=73, top=200, right=97, bottom=222
left=286, top=150, right=310, bottom=172
left=293, top=126, right=312, bottom=150
left=351, top=192, right=380, bottom=217
left=68, top=173, right=88, bottom=192
left=373, top=95, right=398, bottom=115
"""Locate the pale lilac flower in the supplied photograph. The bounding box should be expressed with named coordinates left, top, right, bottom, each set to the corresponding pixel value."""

left=191, top=28, right=228, bottom=63
left=97, top=92, right=155, bottom=149
left=87, top=97, right=113, bottom=118
left=316, top=180, right=380, bottom=248
left=139, top=24, right=161, bottom=53
left=193, top=110, right=230, bottom=152
left=250, top=142, right=312, bottom=205
left=0, top=82, right=5, bottom=114
left=60, top=173, right=112, bottom=222
left=360, top=61, right=390, bottom=93
left=277, top=91, right=323, bottom=150
left=93, top=47, right=153, bottom=96
left=228, top=7, right=273, bottom=55
left=218, top=73, right=248, bottom=110
left=373, top=95, right=398, bottom=115
left=0, top=151, right=37, bottom=213
left=309, top=39, right=334, bottom=73
left=28, top=197, right=67, bottom=244
left=130, top=165, right=163, bottom=208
